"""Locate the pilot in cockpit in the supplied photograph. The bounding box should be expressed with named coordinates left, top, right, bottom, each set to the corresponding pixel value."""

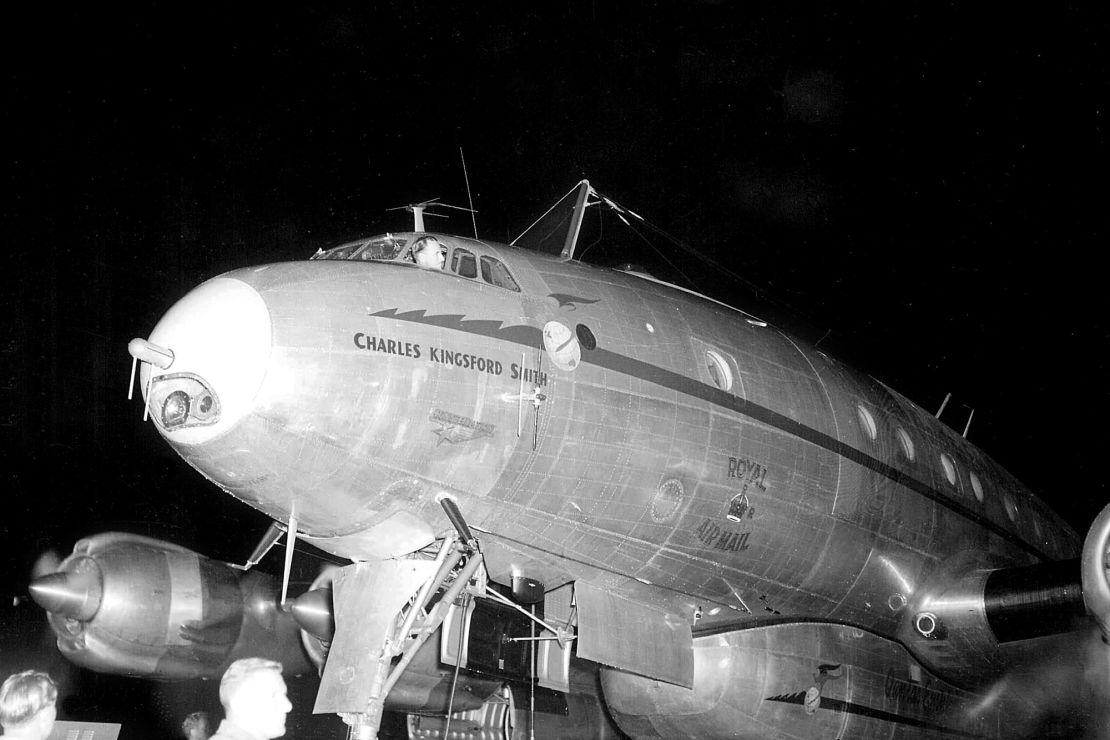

left=412, top=236, right=446, bottom=270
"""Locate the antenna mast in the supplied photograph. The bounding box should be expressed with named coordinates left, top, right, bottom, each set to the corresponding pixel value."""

left=386, top=198, right=475, bottom=233
left=411, top=204, right=427, bottom=232
left=935, top=392, right=951, bottom=419
left=460, top=147, right=479, bottom=239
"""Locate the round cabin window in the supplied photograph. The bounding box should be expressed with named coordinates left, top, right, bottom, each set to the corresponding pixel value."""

left=969, top=471, right=984, bottom=502
left=706, top=350, right=733, bottom=391
left=940, top=453, right=957, bottom=486
left=896, top=427, right=915, bottom=461
left=576, top=324, right=597, bottom=351
left=857, top=405, right=877, bottom=441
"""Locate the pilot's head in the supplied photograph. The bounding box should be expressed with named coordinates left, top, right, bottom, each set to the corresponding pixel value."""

left=218, top=658, right=291, bottom=739
left=0, top=670, right=58, bottom=740
left=413, top=236, right=446, bottom=270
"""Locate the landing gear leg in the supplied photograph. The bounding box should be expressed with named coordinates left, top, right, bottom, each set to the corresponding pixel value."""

left=315, top=538, right=485, bottom=739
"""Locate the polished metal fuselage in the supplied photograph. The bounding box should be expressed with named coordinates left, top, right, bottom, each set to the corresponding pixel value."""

left=140, top=233, right=1082, bottom=733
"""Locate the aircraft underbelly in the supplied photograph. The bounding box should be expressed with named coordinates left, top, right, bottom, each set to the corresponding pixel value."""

left=600, top=622, right=1002, bottom=740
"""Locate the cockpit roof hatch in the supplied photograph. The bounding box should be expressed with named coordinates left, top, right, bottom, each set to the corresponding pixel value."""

left=511, top=180, right=591, bottom=261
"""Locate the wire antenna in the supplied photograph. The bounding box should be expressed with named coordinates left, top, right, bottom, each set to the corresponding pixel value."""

left=386, top=198, right=475, bottom=233
left=460, top=147, right=479, bottom=239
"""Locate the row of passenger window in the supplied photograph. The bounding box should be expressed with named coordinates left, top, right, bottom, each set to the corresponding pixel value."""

left=699, top=344, right=1048, bottom=545
left=854, top=403, right=1041, bottom=539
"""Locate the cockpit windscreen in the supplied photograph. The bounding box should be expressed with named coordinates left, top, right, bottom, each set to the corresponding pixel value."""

left=312, top=235, right=408, bottom=261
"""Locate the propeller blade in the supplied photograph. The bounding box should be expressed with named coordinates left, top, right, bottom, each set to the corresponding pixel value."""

left=31, top=549, right=61, bottom=580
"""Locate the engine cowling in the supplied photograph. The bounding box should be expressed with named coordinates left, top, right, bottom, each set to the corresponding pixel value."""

left=29, top=532, right=312, bottom=679
left=897, top=503, right=1110, bottom=690
left=897, top=555, right=1088, bottom=687
left=598, top=622, right=1006, bottom=740
left=1081, top=502, right=1110, bottom=641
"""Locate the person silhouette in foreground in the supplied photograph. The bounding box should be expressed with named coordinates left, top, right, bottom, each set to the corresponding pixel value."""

left=0, top=670, right=57, bottom=740
left=208, top=658, right=292, bottom=740
left=183, top=710, right=213, bottom=739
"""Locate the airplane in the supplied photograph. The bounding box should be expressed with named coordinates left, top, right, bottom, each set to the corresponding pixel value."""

left=28, top=181, right=1110, bottom=739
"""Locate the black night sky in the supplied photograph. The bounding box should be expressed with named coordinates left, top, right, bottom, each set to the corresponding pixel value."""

left=2, top=4, right=1108, bottom=737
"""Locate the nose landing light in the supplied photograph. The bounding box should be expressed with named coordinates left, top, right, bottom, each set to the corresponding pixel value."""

left=148, top=374, right=222, bottom=430
left=163, top=390, right=189, bottom=425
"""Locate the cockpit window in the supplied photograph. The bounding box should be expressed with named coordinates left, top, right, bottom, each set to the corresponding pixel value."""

left=355, top=236, right=408, bottom=261
left=310, top=235, right=520, bottom=292
left=451, top=248, right=478, bottom=279
left=312, top=235, right=407, bottom=261
left=480, top=256, right=521, bottom=292
left=313, top=240, right=365, bottom=261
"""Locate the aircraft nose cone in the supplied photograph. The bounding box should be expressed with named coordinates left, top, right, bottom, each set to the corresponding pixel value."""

left=139, top=277, right=271, bottom=444
left=29, top=562, right=103, bottom=621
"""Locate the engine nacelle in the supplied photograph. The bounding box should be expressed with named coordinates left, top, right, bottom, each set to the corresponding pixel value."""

left=30, top=532, right=312, bottom=679
left=598, top=622, right=1008, bottom=740
left=898, top=556, right=1087, bottom=687
left=1081, top=502, right=1110, bottom=641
